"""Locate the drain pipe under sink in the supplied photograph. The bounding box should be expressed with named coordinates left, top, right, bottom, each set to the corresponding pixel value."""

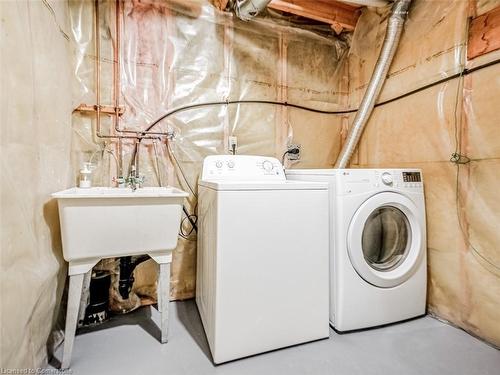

left=334, top=0, right=412, bottom=169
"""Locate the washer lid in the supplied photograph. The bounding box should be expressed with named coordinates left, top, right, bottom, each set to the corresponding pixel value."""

left=198, top=180, right=328, bottom=191
left=347, top=191, right=424, bottom=288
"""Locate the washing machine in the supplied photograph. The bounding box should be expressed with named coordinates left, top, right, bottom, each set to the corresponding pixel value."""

left=286, top=168, right=427, bottom=331
left=196, top=155, right=330, bottom=364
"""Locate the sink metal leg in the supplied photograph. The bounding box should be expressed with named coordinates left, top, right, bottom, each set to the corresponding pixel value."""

left=158, top=262, right=170, bottom=344
left=61, top=272, right=85, bottom=369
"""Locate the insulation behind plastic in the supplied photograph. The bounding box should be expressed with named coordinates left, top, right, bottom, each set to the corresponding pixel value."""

left=349, top=0, right=500, bottom=347
left=68, top=0, right=349, bottom=308
left=0, top=0, right=72, bottom=368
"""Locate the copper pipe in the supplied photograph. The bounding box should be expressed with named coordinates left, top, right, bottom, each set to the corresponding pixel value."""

left=114, top=0, right=123, bottom=176
left=74, top=103, right=125, bottom=115
left=110, top=0, right=174, bottom=139
left=94, top=0, right=157, bottom=141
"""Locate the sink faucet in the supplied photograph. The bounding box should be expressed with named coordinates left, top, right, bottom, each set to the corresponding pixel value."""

left=126, top=165, right=144, bottom=191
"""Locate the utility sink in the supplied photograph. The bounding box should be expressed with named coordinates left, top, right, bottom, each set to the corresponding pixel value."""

left=52, top=187, right=188, bottom=263
left=52, top=186, right=188, bottom=368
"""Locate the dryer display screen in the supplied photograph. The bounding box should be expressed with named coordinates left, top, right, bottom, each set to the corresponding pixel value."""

left=403, top=172, right=421, bottom=182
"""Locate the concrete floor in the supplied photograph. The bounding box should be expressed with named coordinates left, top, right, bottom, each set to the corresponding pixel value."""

left=51, top=300, right=499, bottom=375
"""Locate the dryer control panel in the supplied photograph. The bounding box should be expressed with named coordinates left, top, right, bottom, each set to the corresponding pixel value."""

left=402, top=171, right=422, bottom=182
left=373, top=170, right=423, bottom=189
left=201, top=155, right=285, bottom=181
left=338, top=169, right=424, bottom=195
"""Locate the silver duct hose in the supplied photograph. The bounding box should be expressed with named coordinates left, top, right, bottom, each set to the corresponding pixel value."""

left=334, top=0, right=412, bottom=168
left=234, top=0, right=272, bottom=21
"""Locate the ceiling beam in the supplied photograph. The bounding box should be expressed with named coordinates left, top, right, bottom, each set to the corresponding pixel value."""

left=268, top=0, right=361, bottom=33
left=212, top=0, right=230, bottom=11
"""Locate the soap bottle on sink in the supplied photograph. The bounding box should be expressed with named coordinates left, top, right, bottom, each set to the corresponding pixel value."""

left=79, top=162, right=94, bottom=188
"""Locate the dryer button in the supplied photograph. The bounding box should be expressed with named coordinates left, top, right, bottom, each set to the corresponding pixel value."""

left=381, top=172, right=393, bottom=185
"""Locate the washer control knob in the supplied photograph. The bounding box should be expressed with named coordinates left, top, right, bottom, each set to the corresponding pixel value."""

left=227, top=160, right=235, bottom=169
left=381, top=172, right=393, bottom=185
left=262, top=160, right=274, bottom=172
left=215, top=160, right=223, bottom=168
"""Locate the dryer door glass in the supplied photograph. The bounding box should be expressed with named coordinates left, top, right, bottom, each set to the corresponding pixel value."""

left=361, top=206, right=410, bottom=271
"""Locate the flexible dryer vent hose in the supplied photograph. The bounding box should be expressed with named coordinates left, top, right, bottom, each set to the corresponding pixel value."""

left=234, top=0, right=272, bottom=21
left=334, top=0, right=412, bottom=168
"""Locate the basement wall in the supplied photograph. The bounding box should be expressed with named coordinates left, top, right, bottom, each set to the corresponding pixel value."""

left=347, top=0, right=500, bottom=346
left=68, top=0, right=349, bottom=309
left=0, top=0, right=73, bottom=368
left=3, top=0, right=497, bottom=369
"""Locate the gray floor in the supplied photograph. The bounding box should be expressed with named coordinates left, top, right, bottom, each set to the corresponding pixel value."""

left=51, top=300, right=499, bottom=375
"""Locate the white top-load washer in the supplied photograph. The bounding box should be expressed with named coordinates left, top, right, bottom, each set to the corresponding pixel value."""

left=286, top=168, right=427, bottom=331
left=196, top=155, right=330, bottom=364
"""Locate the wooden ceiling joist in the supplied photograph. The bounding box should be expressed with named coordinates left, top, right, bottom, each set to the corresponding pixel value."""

left=268, top=0, right=361, bottom=33
left=213, top=0, right=230, bottom=11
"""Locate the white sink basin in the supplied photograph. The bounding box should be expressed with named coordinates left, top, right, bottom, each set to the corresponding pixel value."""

left=54, top=187, right=187, bottom=366
left=52, top=187, right=188, bottom=262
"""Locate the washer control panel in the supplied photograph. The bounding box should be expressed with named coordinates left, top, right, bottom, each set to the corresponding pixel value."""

left=201, top=155, right=285, bottom=181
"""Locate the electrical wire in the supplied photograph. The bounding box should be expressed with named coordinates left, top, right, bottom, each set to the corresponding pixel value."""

left=180, top=211, right=198, bottom=240
left=179, top=205, right=198, bottom=241
left=374, top=57, right=500, bottom=108
left=128, top=57, right=500, bottom=179
left=281, top=151, right=289, bottom=165
left=166, top=143, right=197, bottom=198
left=140, top=57, right=500, bottom=136
left=128, top=47, right=500, bottom=257
left=164, top=142, right=199, bottom=239
left=144, top=100, right=355, bottom=133
left=450, top=19, right=500, bottom=275
left=454, top=164, right=500, bottom=274
left=281, top=146, right=301, bottom=165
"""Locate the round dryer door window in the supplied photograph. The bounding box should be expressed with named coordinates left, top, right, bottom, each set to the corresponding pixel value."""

left=347, top=192, right=424, bottom=288
left=362, top=206, right=410, bottom=272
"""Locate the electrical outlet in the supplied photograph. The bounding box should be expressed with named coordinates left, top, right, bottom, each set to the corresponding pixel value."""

left=228, top=136, right=238, bottom=154
left=286, top=144, right=301, bottom=161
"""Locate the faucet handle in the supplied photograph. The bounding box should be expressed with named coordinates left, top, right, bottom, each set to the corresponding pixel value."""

left=124, top=175, right=145, bottom=190
left=113, top=176, right=126, bottom=188
left=134, top=175, right=145, bottom=189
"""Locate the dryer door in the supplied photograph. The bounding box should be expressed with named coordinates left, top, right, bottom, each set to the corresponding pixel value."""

left=347, top=192, right=424, bottom=288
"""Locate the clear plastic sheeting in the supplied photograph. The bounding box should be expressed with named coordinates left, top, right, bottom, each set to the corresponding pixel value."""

left=348, top=1, right=467, bottom=109
left=349, top=0, right=500, bottom=347
left=68, top=0, right=349, bottom=307
left=476, top=0, right=500, bottom=15
left=1, top=0, right=73, bottom=368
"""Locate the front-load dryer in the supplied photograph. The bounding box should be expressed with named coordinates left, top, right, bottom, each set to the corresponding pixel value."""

left=197, top=155, right=330, bottom=363
left=286, top=168, right=427, bottom=331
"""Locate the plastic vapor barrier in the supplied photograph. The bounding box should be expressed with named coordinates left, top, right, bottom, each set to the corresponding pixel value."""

left=69, top=0, right=349, bottom=310
left=348, top=0, right=500, bottom=347
left=1, top=0, right=73, bottom=368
